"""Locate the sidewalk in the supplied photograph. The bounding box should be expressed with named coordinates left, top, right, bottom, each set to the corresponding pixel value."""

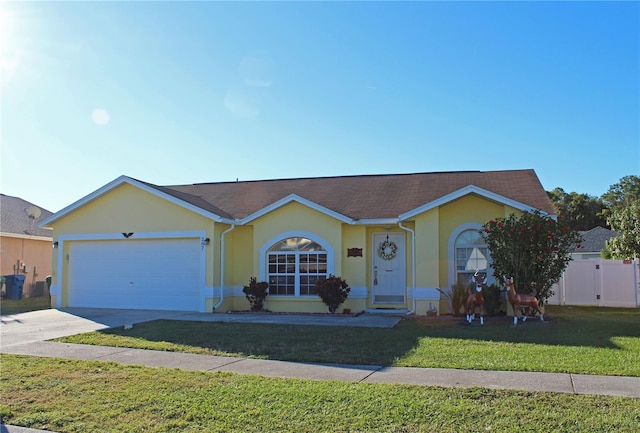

left=3, top=340, right=639, bottom=398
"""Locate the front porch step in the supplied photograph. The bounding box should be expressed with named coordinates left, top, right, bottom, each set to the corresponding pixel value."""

left=365, top=308, right=408, bottom=316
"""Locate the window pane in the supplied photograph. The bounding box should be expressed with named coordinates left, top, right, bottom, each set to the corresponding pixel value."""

left=269, top=275, right=295, bottom=295
left=455, top=230, right=490, bottom=286
left=300, top=275, right=319, bottom=295
left=455, top=229, right=484, bottom=247
left=268, top=237, right=326, bottom=252
left=267, top=239, right=328, bottom=296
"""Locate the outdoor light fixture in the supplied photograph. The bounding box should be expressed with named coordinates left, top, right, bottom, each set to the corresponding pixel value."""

left=53, top=241, right=59, bottom=249
left=202, top=237, right=210, bottom=246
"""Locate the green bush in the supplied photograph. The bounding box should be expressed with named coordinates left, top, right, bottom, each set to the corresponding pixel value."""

left=482, top=284, right=506, bottom=316
left=315, top=275, right=350, bottom=314
left=242, top=277, right=269, bottom=312
left=481, top=210, right=582, bottom=302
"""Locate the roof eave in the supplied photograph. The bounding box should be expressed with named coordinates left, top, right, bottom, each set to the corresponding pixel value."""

left=239, top=194, right=355, bottom=225
left=354, top=218, right=399, bottom=225
left=398, top=184, right=553, bottom=221
left=0, top=231, right=53, bottom=241
left=38, top=175, right=234, bottom=228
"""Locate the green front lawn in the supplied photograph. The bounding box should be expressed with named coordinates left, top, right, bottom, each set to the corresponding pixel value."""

left=57, top=306, right=640, bottom=376
left=1, top=355, right=639, bottom=433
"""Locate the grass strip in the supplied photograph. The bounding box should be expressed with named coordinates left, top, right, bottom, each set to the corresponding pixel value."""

left=0, top=296, right=50, bottom=315
left=1, top=354, right=639, bottom=433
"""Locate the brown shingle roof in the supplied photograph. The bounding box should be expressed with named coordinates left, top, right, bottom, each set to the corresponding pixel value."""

left=163, top=169, right=555, bottom=221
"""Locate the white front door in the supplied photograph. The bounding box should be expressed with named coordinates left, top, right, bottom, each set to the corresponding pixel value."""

left=372, top=233, right=406, bottom=304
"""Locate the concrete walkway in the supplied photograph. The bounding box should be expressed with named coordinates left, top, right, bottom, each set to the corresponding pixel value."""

left=3, top=340, right=640, bottom=398
left=1, top=308, right=639, bottom=432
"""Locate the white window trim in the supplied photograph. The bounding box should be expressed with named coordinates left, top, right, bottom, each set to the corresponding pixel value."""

left=447, top=223, right=485, bottom=288
left=259, top=231, right=334, bottom=297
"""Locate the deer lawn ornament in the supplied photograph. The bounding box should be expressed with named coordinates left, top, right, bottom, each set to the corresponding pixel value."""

left=466, top=270, right=486, bottom=325
left=504, top=277, right=544, bottom=325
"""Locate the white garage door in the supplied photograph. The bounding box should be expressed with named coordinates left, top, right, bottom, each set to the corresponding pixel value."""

left=68, top=238, right=201, bottom=311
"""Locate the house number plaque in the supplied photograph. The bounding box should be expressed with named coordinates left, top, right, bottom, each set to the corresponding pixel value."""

left=347, top=248, right=363, bottom=257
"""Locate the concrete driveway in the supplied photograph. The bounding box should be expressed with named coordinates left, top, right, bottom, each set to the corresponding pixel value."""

left=0, top=308, right=193, bottom=348
left=1, top=308, right=401, bottom=349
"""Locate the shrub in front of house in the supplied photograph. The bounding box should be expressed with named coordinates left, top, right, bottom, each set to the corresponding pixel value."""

left=242, top=277, right=269, bottom=312
left=315, top=275, right=350, bottom=314
left=437, top=282, right=469, bottom=316
left=451, top=282, right=468, bottom=316
left=482, top=283, right=506, bottom=316
left=481, top=210, right=582, bottom=302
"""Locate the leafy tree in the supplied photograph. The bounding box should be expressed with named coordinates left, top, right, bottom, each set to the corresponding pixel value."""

left=605, top=201, right=640, bottom=259
left=601, top=175, right=640, bottom=259
left=547, top=187, right=607, bottom=231
left=601, top=175, right=640, bottom=211
left=480, top=210, right=582, bottom=302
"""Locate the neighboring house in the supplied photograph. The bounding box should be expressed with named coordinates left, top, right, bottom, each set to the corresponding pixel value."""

left=573, top=226, right=617, bottom=260
left=1, top=194, right=54, bottom=297
left=39, top=169, right=556, bottom=315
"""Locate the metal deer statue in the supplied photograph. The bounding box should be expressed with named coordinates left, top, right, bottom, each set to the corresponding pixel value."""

left=504, top=277, right=544, bottom=325
left=466, top=270, right=486, bottom=325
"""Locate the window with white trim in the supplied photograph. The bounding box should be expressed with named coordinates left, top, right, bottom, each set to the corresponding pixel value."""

left=454, top=229, right=490, bottom=285
left=267, top=237, right=328, bottom=296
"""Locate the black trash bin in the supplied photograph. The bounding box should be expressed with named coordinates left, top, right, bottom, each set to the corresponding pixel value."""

left=4, top=275, right=26, bottom=300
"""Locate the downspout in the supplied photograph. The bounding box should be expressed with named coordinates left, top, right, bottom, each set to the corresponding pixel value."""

left=398, top=220, right=416, bottom=315
left=213, top=223, right=236, bottom=312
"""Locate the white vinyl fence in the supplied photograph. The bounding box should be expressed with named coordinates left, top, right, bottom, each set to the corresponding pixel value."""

left=547, top=259, right=640, bottom=308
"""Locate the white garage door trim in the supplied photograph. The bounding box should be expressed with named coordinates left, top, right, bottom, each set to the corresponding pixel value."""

left=56, top=231, right=206, bottom=311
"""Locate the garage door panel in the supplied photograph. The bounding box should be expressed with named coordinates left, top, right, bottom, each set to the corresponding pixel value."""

left=68, top=238, right=201, bottom=311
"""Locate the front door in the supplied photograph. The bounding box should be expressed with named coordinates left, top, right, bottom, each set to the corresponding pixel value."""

left=372, top=233, right=406, bottom=304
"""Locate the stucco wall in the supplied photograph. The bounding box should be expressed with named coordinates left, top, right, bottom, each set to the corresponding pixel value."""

left=1, top=236, right=52, bottom=297
left=50, top=184, right=215, bottom=234
left=342, top=225, right=367, bottom=287
left=414, top=209, right=440, bottom=288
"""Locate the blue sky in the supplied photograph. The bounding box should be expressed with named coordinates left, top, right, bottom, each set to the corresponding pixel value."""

left=1, top=1, right=638, bottom=213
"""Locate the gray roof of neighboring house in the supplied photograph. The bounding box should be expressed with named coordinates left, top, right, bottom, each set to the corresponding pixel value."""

left=0, top=194, right=53, bottom=238
left=576, top=226, right=617, bottom=253
left=163, top=169, right=556, bottom=220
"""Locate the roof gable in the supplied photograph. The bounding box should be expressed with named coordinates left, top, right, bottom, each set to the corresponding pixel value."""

left=397, top=184, right=544, bottom=221
left=240, top=194, right=354, bottom=224
left=39, top=176, right=234, bottom=228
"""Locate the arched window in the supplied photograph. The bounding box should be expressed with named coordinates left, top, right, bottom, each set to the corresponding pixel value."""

left=267, top=237, right=328, bottom=296
left=454, top=229, right=490, bottom=285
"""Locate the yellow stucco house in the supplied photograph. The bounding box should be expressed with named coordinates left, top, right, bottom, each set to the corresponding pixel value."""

left=39, top=169, right=556, bottom=315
